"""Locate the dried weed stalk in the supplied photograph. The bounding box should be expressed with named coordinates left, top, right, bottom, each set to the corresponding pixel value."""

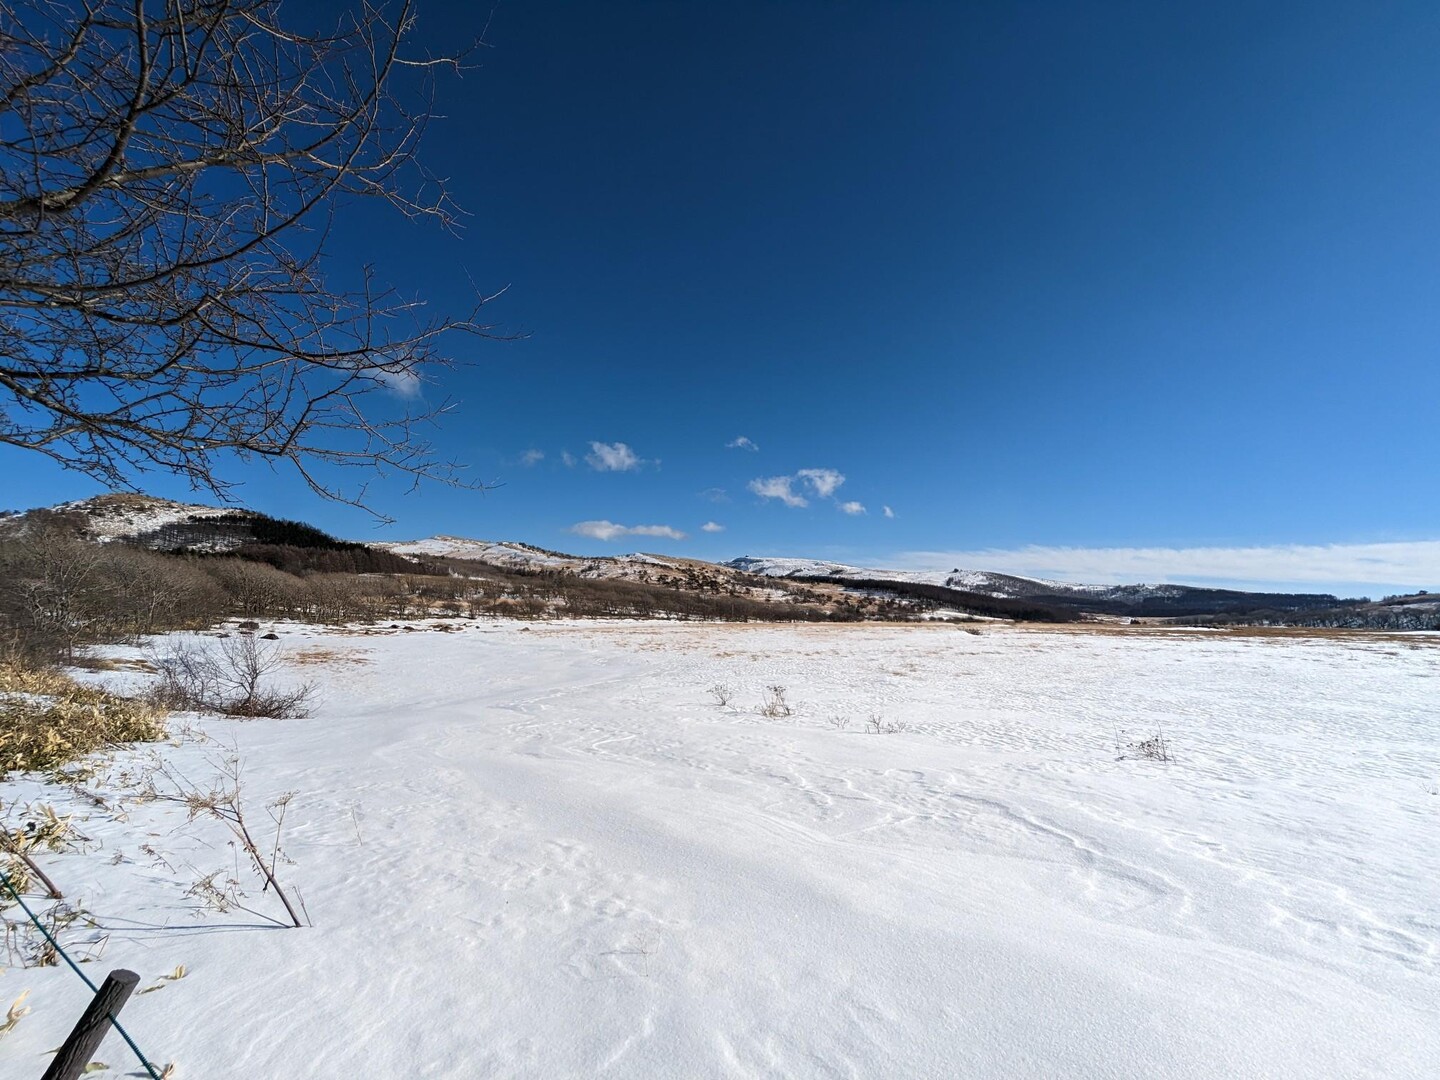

left=148, top=756, right=305, bottom=928
left=759, top=685, right=792, bottom=719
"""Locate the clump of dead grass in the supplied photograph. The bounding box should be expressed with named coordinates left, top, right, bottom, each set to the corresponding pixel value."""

left=1113, top=724, right=1174, bottom=763
left=0, top=660, right=167, bottom=776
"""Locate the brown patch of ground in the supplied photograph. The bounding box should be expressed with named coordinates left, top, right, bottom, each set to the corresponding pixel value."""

left=290, top=647, right=372, bottom=667
left=71, top=655, right=157, bottom=673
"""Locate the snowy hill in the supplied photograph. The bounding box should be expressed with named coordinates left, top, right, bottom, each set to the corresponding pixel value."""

left=725, top=555, right=1347, bottom=617
left=728, top=555, right=1182, bottom=601
left=375, top=536, right=687, bottom=582
left=5, top=493, right=259, bottom=550
left=3, top=494, right=390, bottom=562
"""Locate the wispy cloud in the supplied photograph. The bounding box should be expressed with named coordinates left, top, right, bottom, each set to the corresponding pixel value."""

left=520, top=449, right=545, bottom=466
left=883, top=505, right=895, bottom=519
left=561, top=450, right=577, bottom=468
left=797, top=468, right=845, bottom=499
left=726, top=436, right=759, bottom=452
left=839, top=501, right=866, bottom=515
left=586, top=441, right=646, bottom=472
left=701, top=521, right=725, bottom=533
left=699, top=487, right=730, bottom=503
left=892, top=540, right=1440, bottom=594
left=568, top=520, right=687, bottom=542
left=749, top=475, right=807, bottom=508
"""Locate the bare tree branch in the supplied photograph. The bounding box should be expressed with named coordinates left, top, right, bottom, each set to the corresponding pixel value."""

left=0, top=0, right=504, bottom=520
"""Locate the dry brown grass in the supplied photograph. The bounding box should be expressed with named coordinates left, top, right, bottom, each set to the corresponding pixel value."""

left=0, top=661, right=166, bottom=776
left=289, top=647, right=371, bottom=667
left=67, top=655, right=158, bottom=674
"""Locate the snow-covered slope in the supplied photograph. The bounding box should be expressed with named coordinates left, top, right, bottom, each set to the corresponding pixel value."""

left=728, top=555, right=954, bottom=587
left=1, top=493, right=255, bottom=550
left=731, top=555, right=1235, bottom=606
left=40, top=494, right=242, bottom=542
left=726, top=554, right=1120, bottom=597
left=380, top=536, right=588, bottom=569
left=377, top=536, right=683, bottom=581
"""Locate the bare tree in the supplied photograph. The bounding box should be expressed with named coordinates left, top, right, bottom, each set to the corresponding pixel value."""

left=0, top=521, right=108, bottom=659
left=0, top=0, right=501, bottom=516
left=147, top=632, right=314, bottom=717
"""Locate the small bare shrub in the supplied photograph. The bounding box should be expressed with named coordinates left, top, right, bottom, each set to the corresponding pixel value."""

left=759, top=685, right=791, bottom=719
left=1116, top=725, right=1173, bottom=762
left=826, top=714, right=850, bottom=730
left=1132, top=733, right=1171, bottom=762
left=865, top=712, right=907, bottom=735
left=148, top=635, right=314, bottom=718
left=708, top=683, right=734, bottom=708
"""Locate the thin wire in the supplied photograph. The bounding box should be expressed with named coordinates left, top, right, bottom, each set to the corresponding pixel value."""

left=0, top=866, right=163, bottom=1080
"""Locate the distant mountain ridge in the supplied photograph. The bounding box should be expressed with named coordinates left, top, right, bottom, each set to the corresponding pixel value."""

left=6, top=494, right=1418, bottom=624
left=374, top=535, right=686, bottom=582
left=726, top=555, right=1349, bottom=618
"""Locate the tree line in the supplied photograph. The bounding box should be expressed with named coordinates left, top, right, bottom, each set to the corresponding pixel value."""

left=0, top=528, right=869, bottom=665
left=806, top=577, right=1079, bottom=623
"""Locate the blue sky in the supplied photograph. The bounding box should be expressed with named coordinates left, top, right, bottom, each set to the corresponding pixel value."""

left=4, top=0, right=1439, bottom=595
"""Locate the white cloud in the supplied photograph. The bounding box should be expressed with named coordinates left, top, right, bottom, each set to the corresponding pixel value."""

left=749, top=475, right=808, bottom=508
left=797, top=468, right=845, bottom=499
left=520, top=449, right=545, bottom=466
left=699, top=487, right=730, bottom=503
left=585, top=441, right=644, bottom=472
left=701, top=521, right=725, bottom=533
left=568, top=520, right=687, bottom=542
left=883, top=505, right=895, bottom=519
left=838, top=501, right=866, bottom=515
left=891, top=540, right=1440, bottom=595
left=561, top=450, right=577, bottom=468
left=749, top=467, right=851, bottom=509
left=726, top=436, right=759, bottom=452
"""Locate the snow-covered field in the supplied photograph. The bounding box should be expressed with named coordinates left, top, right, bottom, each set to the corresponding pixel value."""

left=3, top=622, right=1437, bottom=1078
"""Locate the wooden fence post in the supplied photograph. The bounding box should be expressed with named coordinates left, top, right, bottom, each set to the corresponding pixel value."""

left=41, top=969, right=140, bottom=1080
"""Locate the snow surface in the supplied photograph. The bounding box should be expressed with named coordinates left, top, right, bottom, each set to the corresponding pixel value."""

left=3, top=623, right=1438, bottom=1078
